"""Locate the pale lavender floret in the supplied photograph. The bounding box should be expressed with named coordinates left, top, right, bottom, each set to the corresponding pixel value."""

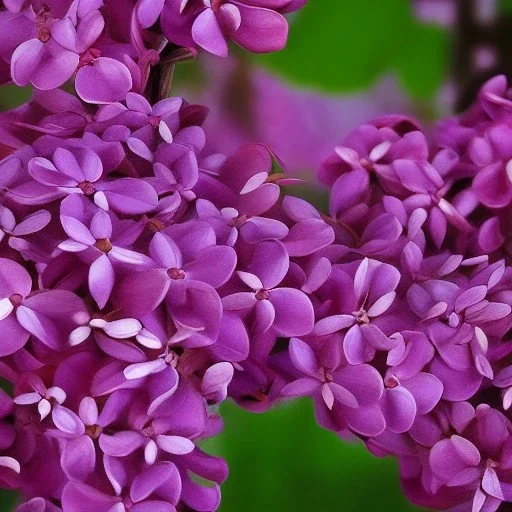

left=470, top=124, right=512, bottom=208
left=114, top=223, right=235, bottom=345
left=0, top=257, right=88, bottom=352
left=26, top=145, right=158, bottom=214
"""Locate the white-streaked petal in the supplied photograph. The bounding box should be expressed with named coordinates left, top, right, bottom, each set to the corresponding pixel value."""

left=368, top=291, right=396, bottom=317
left=94, top=191, right=109, bottom=211
left=334, top=146, right=360, bottom=166
left=38, top=398, right=51, bottom=421
left=158, top=120, right=173, bottom=144
left=144, top=439, right=158, bottom=465
left=103, top=318, right=142, bottom=339
left=14, top=392, right=41, bottom=405
left=474, top=326, right=488, bottom=353
left=0, top=456, right=20, bottom=473
left=46, top=386, right=66, bottom=404
left=168, top=324, right=203, bottom=345
left=221, top=207, right=238, bottom=221
left=58, top=239, right=89, bottom=252
left=369, top=140, right=391, bottom=161
left=90, top=318, right=107, bottom=329
left=127, top=137, right=153, bottom=162
left=0, top=298, right=14, bottom=321
left=79, top=397, right=99, bottom=426
left=240, top=172, right=268, bottom=195
left=236, top=271, right=263, bottom=291
left=136, top=328, right=163, bottom=349
left=124, top=359, right=167, bottom=380
left=109, top=247, right=152, bottom=266
left=503, top=387, right=512, bottom=410
left=69, top=325, right=92, bottom=346
left=156, top=435, right=195, bottom=455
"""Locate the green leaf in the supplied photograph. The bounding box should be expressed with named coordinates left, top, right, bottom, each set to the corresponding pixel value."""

left=255, top=0, right=448, bottom=99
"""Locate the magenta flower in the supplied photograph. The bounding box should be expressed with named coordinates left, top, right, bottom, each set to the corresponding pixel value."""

left=471, top=125, right=512, bottom=208
left=223, top=240, right=314, bottom=337
left=138, top=0, right=296, bottom=57
left=59, top=195, right=153, bottom=308
left=1, top=1, right=512, bottom=508
left=429, top=406, right=512, bottom=511
left=313, top=258, right=401, bottom=364
left=62, top=462, right=182, bottom=512
left=0, top=258, right=88, bottom=352
left=115, top=225, right=235, bottom=345
left=6, top=1, right=133, bottom=103
left=28, top=146, right=158, bottom=214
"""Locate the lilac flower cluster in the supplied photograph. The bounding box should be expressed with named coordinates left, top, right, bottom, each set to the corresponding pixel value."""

left=267, top=76, right=512, bottom=511
left=136, top=0, right=305, bottom=57
left=0, top=0, right=304, bottom=102
left=0, top=83, right=335, bottom=509
left=0, top=1, right=321, bottom=511
left=1, top=0, right=512, bottom=511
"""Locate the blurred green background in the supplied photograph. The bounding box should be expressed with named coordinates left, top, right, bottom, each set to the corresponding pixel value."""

left=4, top=0, right=511, bottom=510
left=212, top=400, right=419, bottom=512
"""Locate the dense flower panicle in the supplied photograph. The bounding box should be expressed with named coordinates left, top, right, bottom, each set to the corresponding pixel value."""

left=271, top=75, right=512, bottom=512
left=1, top=0, right=512, bottom=510
left=0, top=0, right=314, bottom=510
left=0, top=0, right=304, bottom=101
left=0, top=83, right=334, bottom=510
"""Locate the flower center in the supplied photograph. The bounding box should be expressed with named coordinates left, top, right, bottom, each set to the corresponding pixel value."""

left=78, top=182, right=95, bottom=196
left=266, top=172, right=286, bottom=183
left=122, top=497, right=133, bottom=509
left=354, top=309, right=370, bottom=325
left=37, top=26, right=51, bottom=43
left=231, top=215, right=248, bottom=228
left=360, top=158, right=374, bottom=171
left=148, top=116, right=161, bottom=128
left=210, top=0, right=224, bottom=12
left=141, top=425, right=155, bottom=438
left=85, top=424, right=102, bottom=440
left=384, top=375, right=400, bottom=389
left=147, top=218, right=166, bottom=233
left=94, top=239, right=112, bottom=253
left=79, top=48, right=101, bottom=67
left=319, top=367, right=333, bottom=382
left=9, top=294, right=23, bottom=308
left=36, top=4, right=53, bottom=43
left=255, top=289, right=270, bottom=301
left=164, top=349, right=181, bottom=368
left=167, top=268, right=185, bottom=280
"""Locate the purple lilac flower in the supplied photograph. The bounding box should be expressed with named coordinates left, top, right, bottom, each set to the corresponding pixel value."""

left=1, top=0, right=512, bottom=509
left=271, top=75, right=512, bottom=512
left=0, top=78, right=332, bottom=509
left=0, top=0, right=133, bottom=103
left=137, top=0, right=304, bottom=57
